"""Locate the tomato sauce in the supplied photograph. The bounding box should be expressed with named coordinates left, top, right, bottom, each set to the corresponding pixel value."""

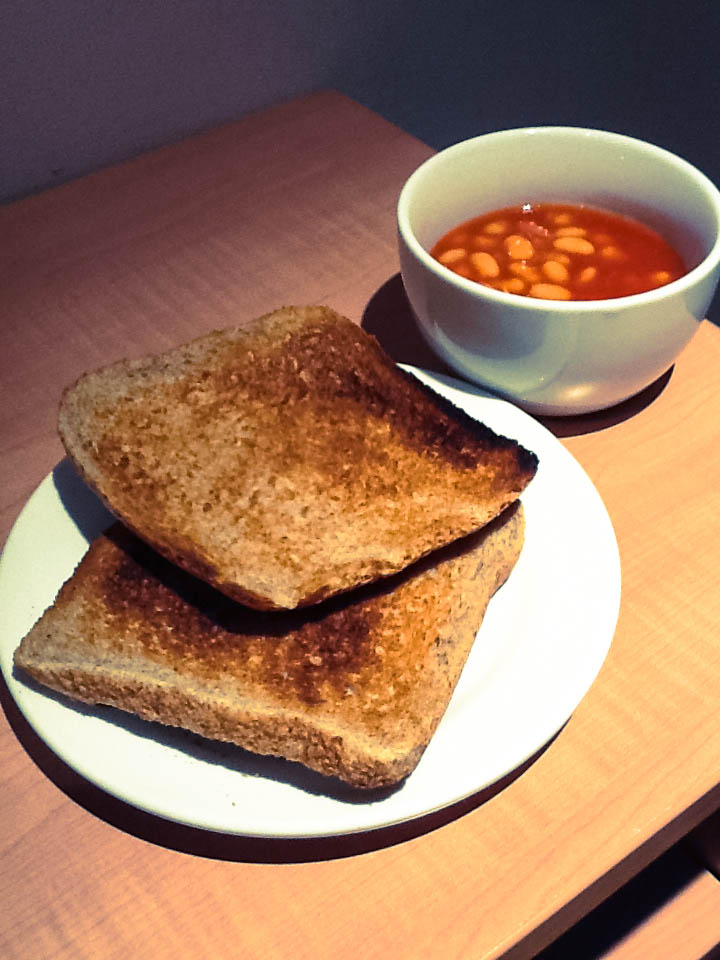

left=430, top=203, right=686, bottom=301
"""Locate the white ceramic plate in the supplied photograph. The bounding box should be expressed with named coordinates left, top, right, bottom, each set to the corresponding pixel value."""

left=0, top=367, right=620, bottom=838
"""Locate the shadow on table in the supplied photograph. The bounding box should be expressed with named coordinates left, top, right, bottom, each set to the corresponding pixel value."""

left=1, top=670, right=557, bottom=863
left=534, top=842, right=711, bottom=960
left=362, top=274, right=674, bottom=439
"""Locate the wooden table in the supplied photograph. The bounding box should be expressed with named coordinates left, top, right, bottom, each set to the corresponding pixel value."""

left=2, top=90, right=720, bottom=960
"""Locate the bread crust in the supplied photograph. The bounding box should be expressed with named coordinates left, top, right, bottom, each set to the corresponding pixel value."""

left=58, top=306, right=537, bottom=610
left=15, top=506, right=524, bottom=789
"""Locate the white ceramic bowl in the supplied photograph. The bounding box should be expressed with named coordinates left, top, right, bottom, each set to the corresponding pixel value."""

left=398, top=127, right=720, bottom=415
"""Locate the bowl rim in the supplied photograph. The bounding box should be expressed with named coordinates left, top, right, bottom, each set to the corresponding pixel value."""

left=397, top=125, right=720, bottom=313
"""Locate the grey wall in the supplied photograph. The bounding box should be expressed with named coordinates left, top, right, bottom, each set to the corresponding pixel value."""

left=3, top=0, right=719, bottom=205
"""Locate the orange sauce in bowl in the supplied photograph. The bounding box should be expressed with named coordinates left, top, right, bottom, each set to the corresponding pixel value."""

left=430, top=203, right=687, bottom=301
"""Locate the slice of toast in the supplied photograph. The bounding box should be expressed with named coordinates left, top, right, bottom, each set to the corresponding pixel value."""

left=58, top=305, right=537, bottom=610
left=15, top=505, right=524, bottom=789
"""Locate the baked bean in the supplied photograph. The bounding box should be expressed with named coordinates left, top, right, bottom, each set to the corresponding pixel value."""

left=555, top=226, right=587, bottom=237
left=554, top=236, right=595, bottom=255
left=472, top=235, right=497, bottom=249
left=438, top=247, right=466, bottom=264
left=542, top=259, right=569, bottom=283
left=509, top=261, right=541, bottom=283
left=505, top=234, right=535, bottom=260
left=470, top=251, right=500, bottom=278
left=529, top=283, right=571, bottom=300
left=431, top=203, right=686, bottom=300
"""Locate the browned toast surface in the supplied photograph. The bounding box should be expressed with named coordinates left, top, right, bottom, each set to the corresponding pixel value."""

left=58, top=306, right=537, bottom=610
left=15, top=505, right=524, bottom=789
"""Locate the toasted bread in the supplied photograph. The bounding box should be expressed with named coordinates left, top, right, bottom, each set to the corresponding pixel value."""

left=58, top=306, right=537, bottom=610
left=14, top=505, right=524, bottom=789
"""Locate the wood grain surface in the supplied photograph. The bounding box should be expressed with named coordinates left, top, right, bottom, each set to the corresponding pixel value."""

left=2, top=90, right=719, bottom=960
